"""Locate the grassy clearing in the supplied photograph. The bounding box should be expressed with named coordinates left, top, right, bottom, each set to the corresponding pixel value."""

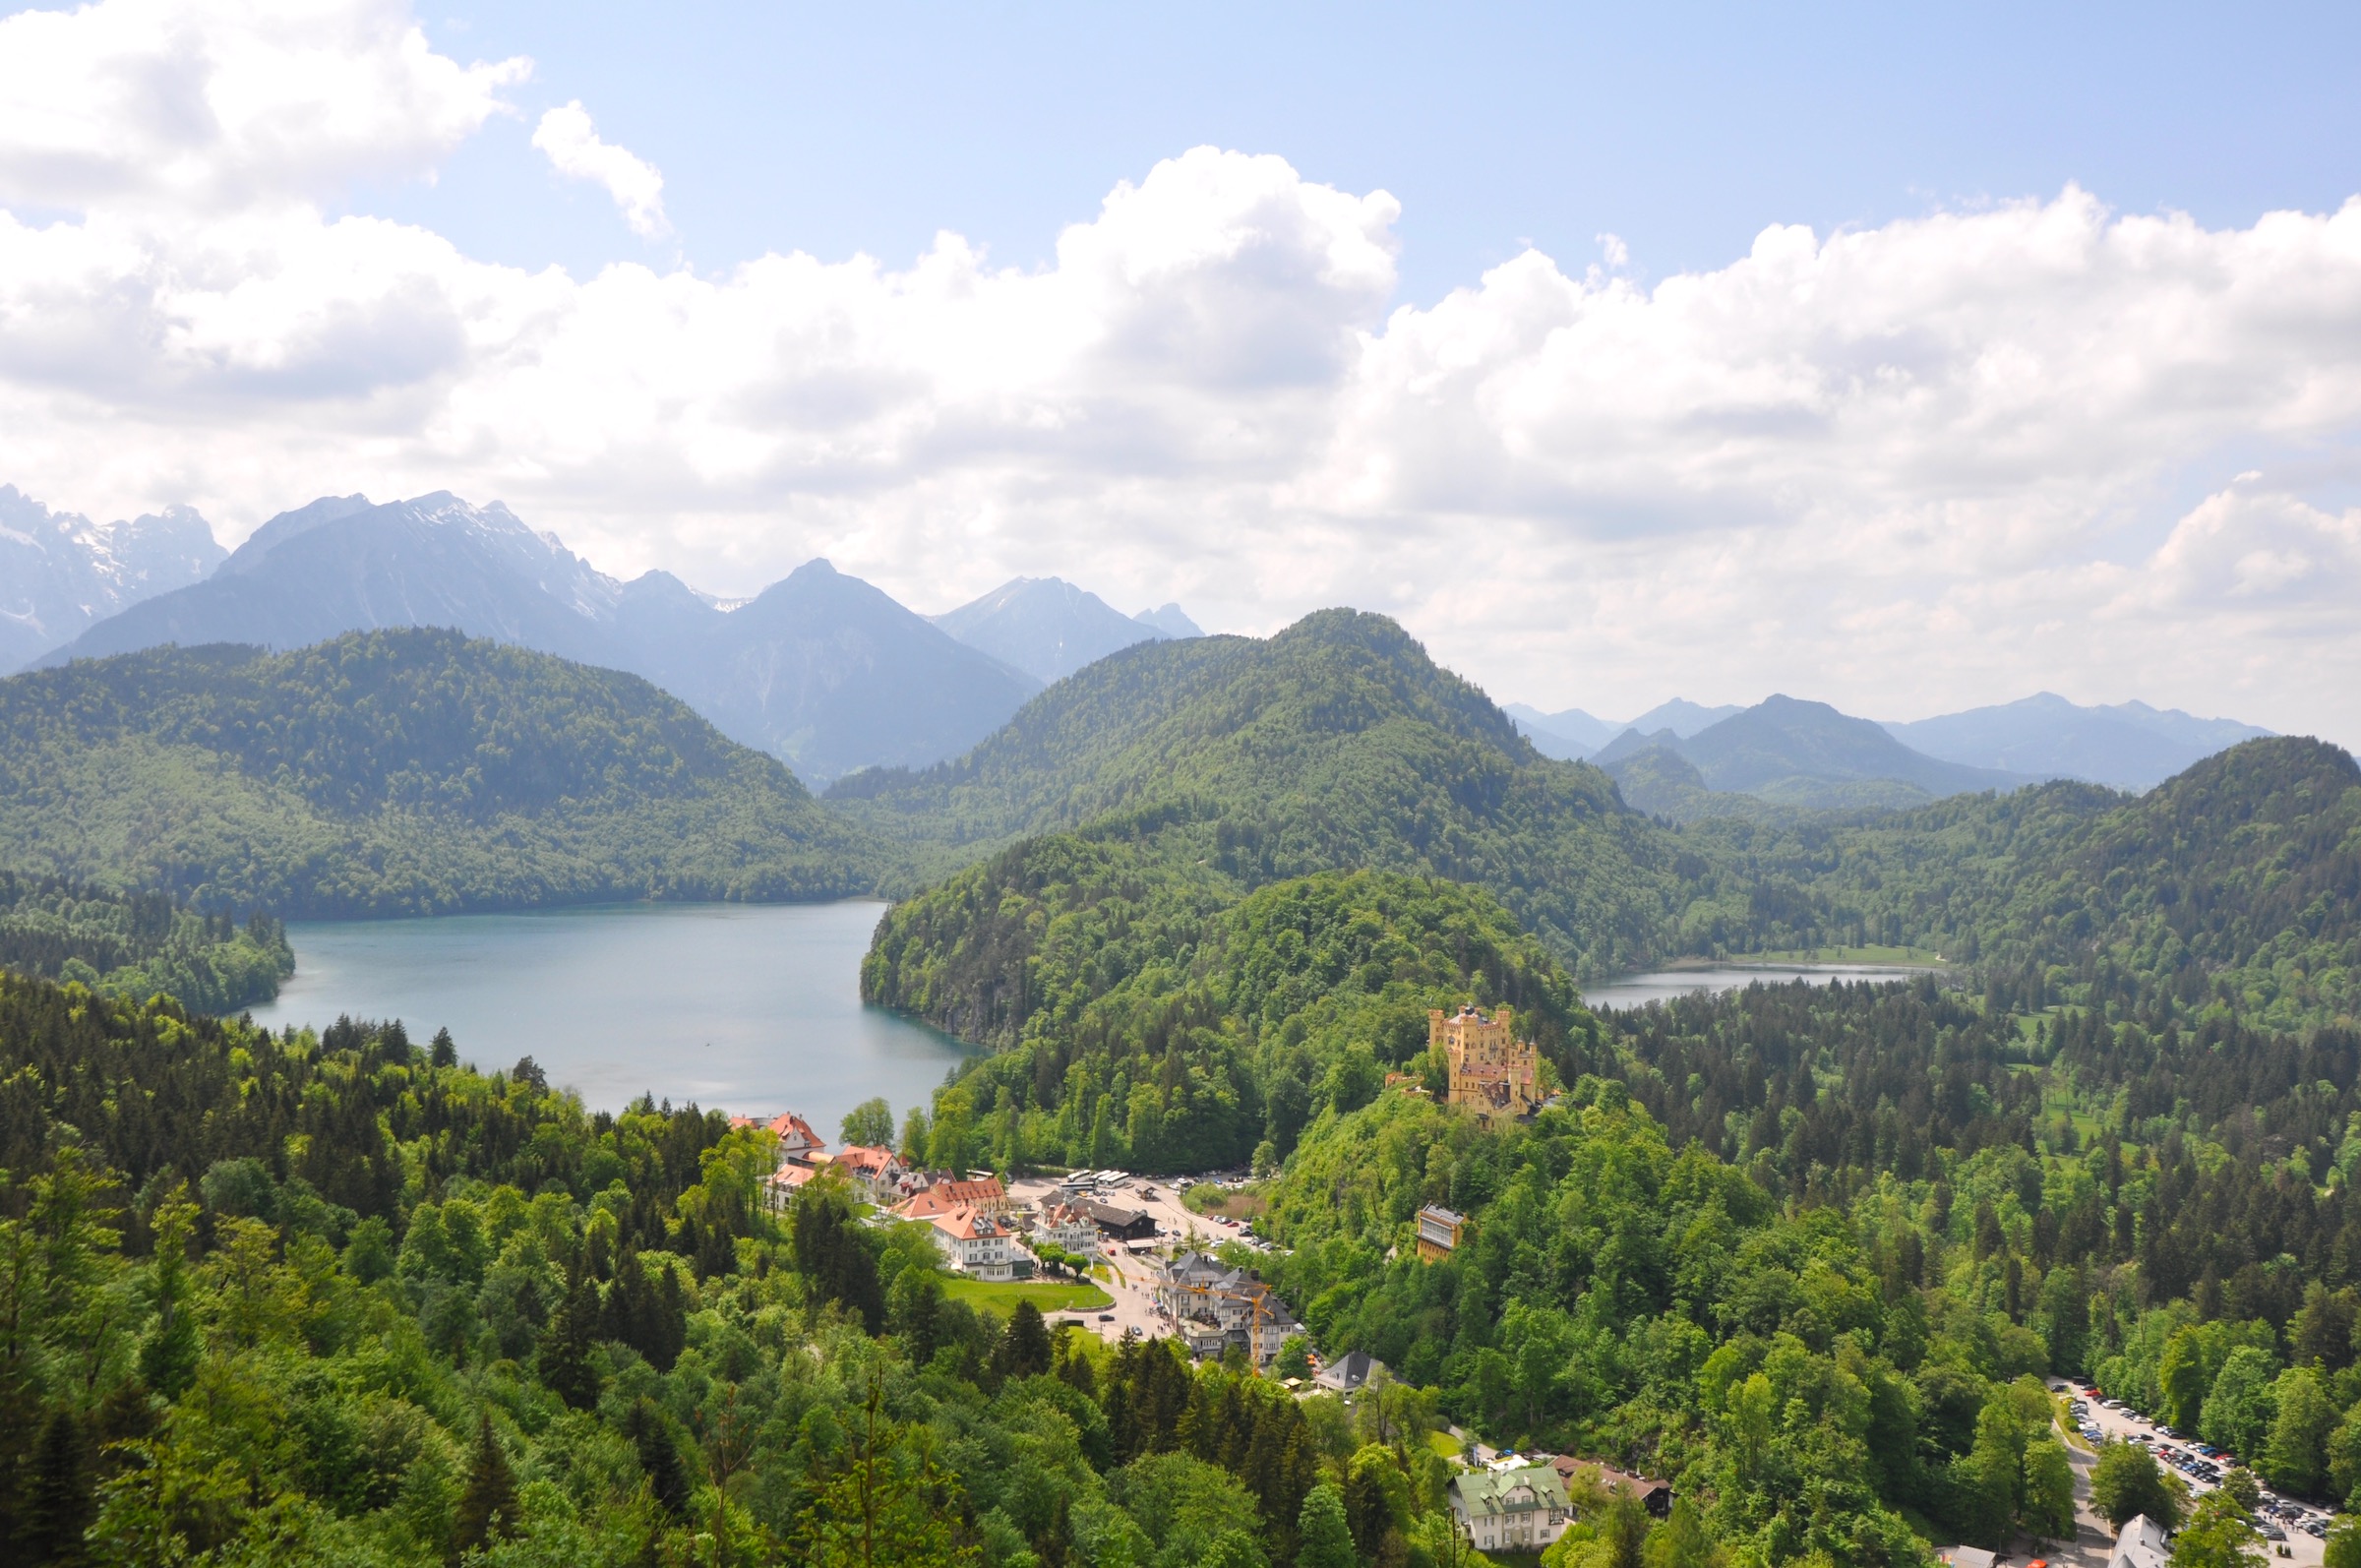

left=1184, top=1182, right=1269, bottom=1221
left=938, top=1275, right=1116, bottom=1316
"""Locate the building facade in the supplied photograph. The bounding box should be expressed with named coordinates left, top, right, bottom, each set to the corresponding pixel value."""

left=1155, top=1252, right=1301, bottom=1364
left=1433, top=1005, right=1544, bottom=1126
left=1416, top=1205, right=1464, bottom=1262
left=1449, top=1465, right=1573, bottom=1555
left=927, top=1206, right=1023, bottom=1282
left=1031, top=1201, right=1104, bottom=1261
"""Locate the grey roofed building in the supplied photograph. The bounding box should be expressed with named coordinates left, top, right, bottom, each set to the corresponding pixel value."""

left=2110, top=1515, right=2171, bottom=1568
left=1940, top=1549, right=1997, bottom=1568
left=1313, top=1350, right=1384, bottom=1393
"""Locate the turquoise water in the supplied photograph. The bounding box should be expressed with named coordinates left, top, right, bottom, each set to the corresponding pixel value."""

left=245, top=901, right=973, bottom=1128
left=1581, top=963, right=1938, bottom=1010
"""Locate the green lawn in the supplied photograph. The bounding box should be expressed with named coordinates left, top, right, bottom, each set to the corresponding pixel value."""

left=938, top=1275, right=1116, bottom=1316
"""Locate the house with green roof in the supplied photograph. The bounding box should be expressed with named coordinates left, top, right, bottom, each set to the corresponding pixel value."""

left=1447, top=1463, right=1573, bottom=1555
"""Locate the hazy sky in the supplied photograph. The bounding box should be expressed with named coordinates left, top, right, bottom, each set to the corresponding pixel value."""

left=2, top=0, right=2358, bottom=739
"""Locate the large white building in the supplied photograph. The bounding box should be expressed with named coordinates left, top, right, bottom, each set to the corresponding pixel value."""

left=1449, top=1465, right=1573, bottom=1555
left=926, top=1205, right=1023, bottom=1282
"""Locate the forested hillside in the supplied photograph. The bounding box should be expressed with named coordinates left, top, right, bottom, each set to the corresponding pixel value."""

left=1687, top=737, right=2361, bottom=1027
left=1261, top=964, right=2361, bottom=1564
left=835, top=611, right=1687, bottom=976
left=868, top=861, right=1589, bottom=1174
left=0, top=969, right=1479, bottom=1567
left=0, top=871, right=290, bottom=1012
left=0, top=630, right=891, bottom=917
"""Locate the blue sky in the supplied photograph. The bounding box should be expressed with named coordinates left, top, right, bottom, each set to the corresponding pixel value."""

left=2, top=0, right=2359, bottom=737
left=385, top=2, right=2361, bottom=302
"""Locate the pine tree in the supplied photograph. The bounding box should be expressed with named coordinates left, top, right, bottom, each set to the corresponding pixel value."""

left=25, top=1409, right=91, bottom=1566
left=137, top=1190, right=201, bottom=1400
left=451, top=1413, right=518, bottom=1558
left=538, top=1270, right=602, bottom=1411
left=625, top=1400, right=692, bottom=1517
left=992, top=1300, right=1052, bottom=1382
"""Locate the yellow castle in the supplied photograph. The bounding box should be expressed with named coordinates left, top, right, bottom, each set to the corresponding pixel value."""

left=1433, top=1004, right=1544, bottom=1128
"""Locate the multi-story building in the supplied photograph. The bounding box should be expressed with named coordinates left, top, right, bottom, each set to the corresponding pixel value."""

left=926, top=1205, right=1023, bottom=1282
left=1416, top=1205, right=1464, bottom=1262
left=1432, top=1004, right=1544, bottom=1127
left=1030, top=1201, right=1103, bottom=1261
left=765, top=1113, right=826, bottom=1165
left=828, top=1144, right=905, bottom=1201
left=1449, top=1465, right=1573, bottom=1555
left=1155, top=1252, right=1301, bottom=1363
left=897, top=1175, right=1011, bottom=1218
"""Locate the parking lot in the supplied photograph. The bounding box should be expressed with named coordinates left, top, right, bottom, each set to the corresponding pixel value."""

left=1007, top=1172, right=1284, bottom=1348
left=2067, top=1382, right=2331, bottom=1567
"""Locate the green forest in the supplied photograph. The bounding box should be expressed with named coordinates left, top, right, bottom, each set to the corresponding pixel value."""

left=0, top=630, right=888, bottom=917
left=0, top=610, right=2356, bottom=1566
left=0, top=871, right=291, bottom=1012
left=0, top=970, right=1483, bottom=1567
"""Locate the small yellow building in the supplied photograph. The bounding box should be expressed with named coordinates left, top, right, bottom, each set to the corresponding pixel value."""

left=1433, top=1004, right=1544, bottom=1127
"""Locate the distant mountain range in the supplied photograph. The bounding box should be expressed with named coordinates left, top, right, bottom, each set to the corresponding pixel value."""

left=0, top=486, right=224, bottom=668
left=1882, top=694, right=2272, bottom=791
left=1508, top=700, right=1745, bottom=758
left=21, top=490, right=1206, bottom=785
left=6, top=478, right=2277, bottom=799
left=1515, top=687, right=2273, bottom=798
left=1593, top=695, right=2031, bottom=818
left=932, top=575, right=1201, bottom=684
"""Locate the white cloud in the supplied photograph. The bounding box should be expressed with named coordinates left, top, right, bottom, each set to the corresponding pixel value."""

left=1, top=0, right=2359, bottom=745
left=532, top=101, right=668, bottom=239
left=0, top=0, right=526, bottom=214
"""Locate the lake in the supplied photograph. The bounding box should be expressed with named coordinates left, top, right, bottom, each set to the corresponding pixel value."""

left=246, top=901, right=974, bottom=1130
left=1581, top=963, right=1938, bottom=1010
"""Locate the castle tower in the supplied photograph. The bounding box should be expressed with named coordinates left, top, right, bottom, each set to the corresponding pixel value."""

left=1431, top=1004, right=1543, bottom=1128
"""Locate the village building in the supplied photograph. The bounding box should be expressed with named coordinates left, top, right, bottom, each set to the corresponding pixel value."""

left=926, top=1205, right=1025, bottom=1282
left=1433, top=1004, right=1544, bottom=1126
left=1030, top=1200, right=1104, bottom=1261
left=1548, top=1457, right=1672, bottom=1519
left=1074, top=1194, right=1156, bottom=1241
left=1313, top=1350, right=1385, bottom=1394
left=1449, top=1464, right=1573, bottom=1554
left=1416, top=1205, right=1464, bottom=1262
left=765, top=1113, right=826, bottom=1165
left=829, top=1144, right=904, bottom=1200
left=1155, top=1251, right=1301, bottom=1364
left=2110, top=1515, right=2172, bottom=1568
left=895, top=1175, right=1011, bottom=1221
left=761, top=1162, right=817, bottom=1212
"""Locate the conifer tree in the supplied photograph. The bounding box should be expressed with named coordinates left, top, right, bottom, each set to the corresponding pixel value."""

left=25, top=1409, right=91, bottom=1566
left=136, top=1188, right=200, bottom=1400
left=538, top=1269, right=602, bottom=1411
left=452, top=1413, right=518, bottom=1558
left=993, top=1300, right=1052, bottom=1382
left=625, top=1400, right=692, bottom=1518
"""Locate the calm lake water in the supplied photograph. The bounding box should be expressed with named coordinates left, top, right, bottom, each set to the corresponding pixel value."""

left=246, top=901, right=974, bottom=1127
left=1581, top=963, right=1938, bottom=1010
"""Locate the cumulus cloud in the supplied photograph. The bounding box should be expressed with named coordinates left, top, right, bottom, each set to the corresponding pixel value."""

left=0, top=0, right=526, bottom=213
left=532, top=102, right=668, bottom=239
left=0, top=0, right=2358, bottom=744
